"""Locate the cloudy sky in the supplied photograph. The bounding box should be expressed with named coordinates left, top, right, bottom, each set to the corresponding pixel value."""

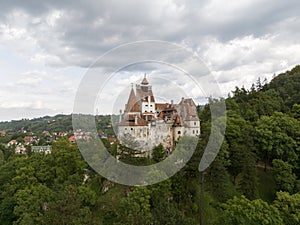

left=1, top=0, right=300, bottom=121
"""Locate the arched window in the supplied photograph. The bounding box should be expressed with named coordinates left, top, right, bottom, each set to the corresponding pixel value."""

left=178, top=131, right=181, bottom=134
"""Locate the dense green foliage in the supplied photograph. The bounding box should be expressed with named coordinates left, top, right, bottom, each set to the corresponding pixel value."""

left=0, top=114, right=73, bottom=133
left=1, top=66, right=300, bottom=224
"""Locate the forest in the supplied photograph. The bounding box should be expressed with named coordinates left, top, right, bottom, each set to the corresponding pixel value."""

left=1, top=65, right=300, bottom=224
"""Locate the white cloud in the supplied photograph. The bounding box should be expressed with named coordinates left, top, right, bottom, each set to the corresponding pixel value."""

left=0, top=0, right=300, bottom=120
left=0, top=100, right=45, bottom=110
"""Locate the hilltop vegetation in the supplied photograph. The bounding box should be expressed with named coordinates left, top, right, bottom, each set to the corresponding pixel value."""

left=1, top=66, right=300, bottom=224
left=0, top=114, right=73, bottom=133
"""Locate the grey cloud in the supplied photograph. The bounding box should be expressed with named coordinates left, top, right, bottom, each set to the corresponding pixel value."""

left=1, top=0, right=300, bottom=69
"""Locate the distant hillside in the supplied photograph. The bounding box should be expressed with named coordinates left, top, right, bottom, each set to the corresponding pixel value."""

left=0, top=114, right=73, bottom=133
left=0, top=114, right=115, bottom=136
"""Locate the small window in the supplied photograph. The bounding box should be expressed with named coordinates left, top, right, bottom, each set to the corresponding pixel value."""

left=131, top=128, right=133, bottom=131
left=125, top=128, right=127, bottom=130
left=194, top=122, right=197, bottom=126
left=193, top=130, right=195, bottom=134
left=145, top=104, right=148, bottom=107
left=150, top=110, right=153, bottom=112
left=145, top=110, right=147, bottom=112
left=178, top=131, right=181, bottom=134
left=150, top=105, right=152, bottom=107
left=196, top=130, right=198, bottom=134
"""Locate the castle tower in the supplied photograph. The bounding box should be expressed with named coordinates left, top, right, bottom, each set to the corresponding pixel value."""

left=136, top=74, right=156, bottom=115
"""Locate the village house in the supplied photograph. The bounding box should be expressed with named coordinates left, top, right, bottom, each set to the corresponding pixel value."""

left=24, top=136, right=39, bottom=145
left=7, top=140, right=18, bottom=147
left=69, top=135, right=76, bottom=143
left=31, top=145, right=52, bottom=154
left=42, top=130, right=51, bottom=137
left=0, top=130, right=6, bottom=136
left=15, top=145, right=27, bottom=154
left=108, top=137, right=116, bottom=145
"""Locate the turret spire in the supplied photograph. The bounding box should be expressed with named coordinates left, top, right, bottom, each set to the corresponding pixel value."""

left=124, top=87, right=141, bottom=113
left=141, top=73, right=149, bottom=85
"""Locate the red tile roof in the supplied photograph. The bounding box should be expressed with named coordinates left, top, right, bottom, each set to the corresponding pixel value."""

left=69, top=136, right=76, bottom=142
left=180, top=98, right=196, bottom=107
left=124, top=88, right=141, bottom=113
left=177, top=98, right=199, bottom=121
left=173, top=114, right=184, bottom=126
left=108, top=137, right=116, bottom=143
left=155, top=103, right=167, bottom=111
left=119, top=115, right=148, bottom=126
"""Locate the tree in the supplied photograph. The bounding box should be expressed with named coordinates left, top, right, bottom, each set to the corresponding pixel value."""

left=206, top=159, right=233, bottom=202
left=272, top=159, right=296, bottom=193
left=152, top=143, right=165, bottom=162
left=51, top=138, right=86, bottom=185
left=218, top=195, right=283, bottom=225
left=238, top=150, right=258, bottom=200
left=273, top=191, right=300, bottom=225
left=152, top=201, right=195, bottom=225
left=0, top=149, right=4, bottom=166
left=43, top=185, right=99, bottom=225
left=13, top=184, right=54, bottom=225
left=292, top=104, right=300, bottom=119
left=225, top=114, right=252, bottom=182
left=255, top=112, right=300, bottom=168
left=116, top=187, right=152, bottom=225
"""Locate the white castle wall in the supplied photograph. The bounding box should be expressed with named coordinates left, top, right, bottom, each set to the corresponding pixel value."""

left=118, top=119, right=200, bottom=153
left=118, top=121, right=175, bottom=152
left=183, top=120, right=201, bottom=136
left=141, top=101, right=155, bottom=113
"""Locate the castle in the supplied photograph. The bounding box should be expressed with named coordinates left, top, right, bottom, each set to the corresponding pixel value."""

left=118, top=74, right=200, bottom=154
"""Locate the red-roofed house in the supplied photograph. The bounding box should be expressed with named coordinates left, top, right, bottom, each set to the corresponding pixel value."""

left=0, top=130, right=6, bottom=136
left=7, top=140, right=17, bottom=147
left=69, top=136, right=76, bottom=143
left=108, top=137, right=116, bottom=144
left=24, top=136, right=33, bottom=145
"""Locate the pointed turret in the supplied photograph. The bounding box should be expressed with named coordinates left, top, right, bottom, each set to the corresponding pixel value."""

left=124, top=88, right=141, bottom=113
left=141, top=73, right=149, bottom=85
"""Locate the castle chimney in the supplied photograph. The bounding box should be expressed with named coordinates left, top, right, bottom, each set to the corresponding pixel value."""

left=171, top=100, right=174, bottom=105
left=135, top=115, right=138, bottom=125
